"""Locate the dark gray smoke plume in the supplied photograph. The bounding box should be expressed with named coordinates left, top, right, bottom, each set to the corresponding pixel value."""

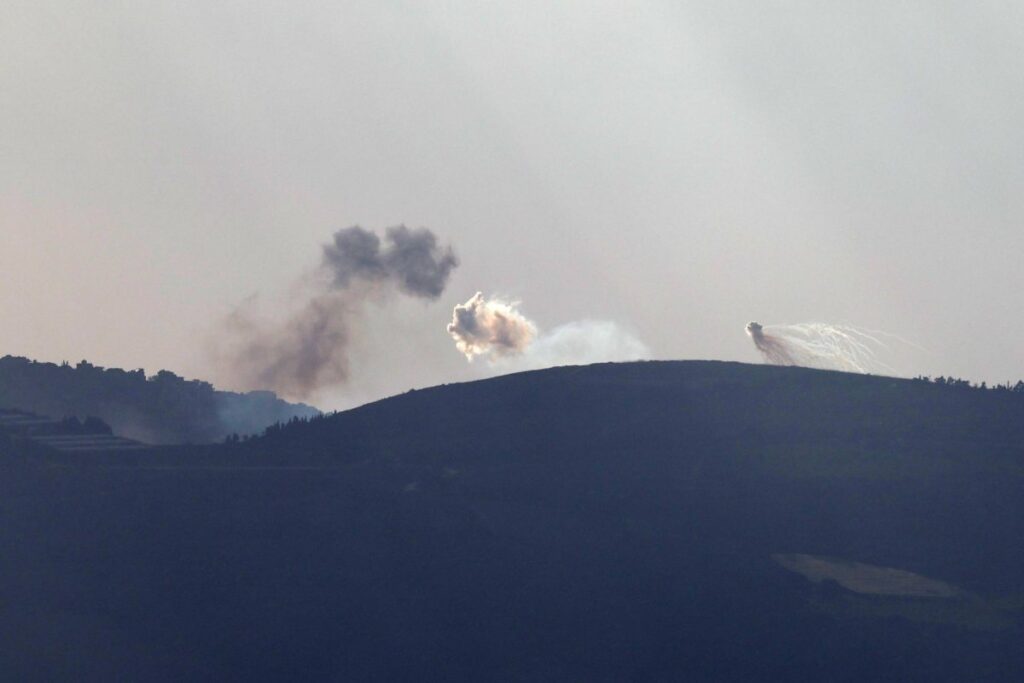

left=323, top=225, right=458, bottom=297
left=221, top=226, right=458, bottom=399
left=325, top=225, right=458, bottom=297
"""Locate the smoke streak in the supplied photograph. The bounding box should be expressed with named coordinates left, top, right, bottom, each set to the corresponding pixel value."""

left=220, top=226, right=458, bottom=399
left=746, top=321, right=894, bottom=374
left=448, top=292, right=649, bottom=370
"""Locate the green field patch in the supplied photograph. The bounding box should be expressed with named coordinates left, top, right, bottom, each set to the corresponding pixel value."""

left=775, top=553, right=1021, bottom=631
left=774, top=553, right=960, bottom=597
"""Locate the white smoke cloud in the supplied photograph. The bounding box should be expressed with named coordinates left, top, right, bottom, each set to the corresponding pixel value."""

left=448, top=292, right=650, bottom=370
left=504, top=320, right=651, bottom=371
left=447, top=292, right=536, bottom=360
left=745, top=321, right=898, bottom=374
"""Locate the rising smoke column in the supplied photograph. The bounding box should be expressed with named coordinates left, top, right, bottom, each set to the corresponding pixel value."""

left=448, top=292, right=649, bottom=369
left=745, top=321, right=893, bottom=374
left=221, top=226, right=458, bottom=399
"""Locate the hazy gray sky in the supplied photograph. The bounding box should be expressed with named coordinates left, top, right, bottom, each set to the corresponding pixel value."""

left=3, top=1, right=1023, bottom=408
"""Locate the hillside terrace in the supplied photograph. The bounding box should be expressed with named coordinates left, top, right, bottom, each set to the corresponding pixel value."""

left=0, top=409, right=147, bottom=453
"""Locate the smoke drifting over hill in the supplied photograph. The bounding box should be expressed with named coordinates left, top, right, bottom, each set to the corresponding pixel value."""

left=746, top=321, right=893, bottom=374
left=448, top=292, right=649, bottom=370
left=221, top=226, right=458, bottom=399
left=0, top=355, right=317, bottom=444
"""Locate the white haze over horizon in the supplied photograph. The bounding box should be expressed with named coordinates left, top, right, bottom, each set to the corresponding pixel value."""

left=4, top=2, right=1024, bottom=410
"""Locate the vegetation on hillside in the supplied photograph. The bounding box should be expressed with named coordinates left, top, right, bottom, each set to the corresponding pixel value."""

left=0, top=355, right=318, bottom=443
left=2, top=361, right=1022, bottom=680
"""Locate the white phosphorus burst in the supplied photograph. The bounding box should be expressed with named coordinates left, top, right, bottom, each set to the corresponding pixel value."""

left=447, top=292, right=651, bottom=368
left=745, top=321, right=899, bottom=374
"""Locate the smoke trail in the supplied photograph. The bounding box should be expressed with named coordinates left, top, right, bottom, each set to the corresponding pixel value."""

left=220, top=226, right=458, bottom=399
left=448, top=292, right=649, bottom=370
left=745, top=321, right=894, bottom=374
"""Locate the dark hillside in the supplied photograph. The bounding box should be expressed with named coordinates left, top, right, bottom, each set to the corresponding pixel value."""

left=1, top=361, right=1022, bottom=681
left=0, top=355, right=319, bottom=443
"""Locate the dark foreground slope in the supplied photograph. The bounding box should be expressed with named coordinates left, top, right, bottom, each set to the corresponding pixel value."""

left=1, top=361, right=1022, bottom=681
